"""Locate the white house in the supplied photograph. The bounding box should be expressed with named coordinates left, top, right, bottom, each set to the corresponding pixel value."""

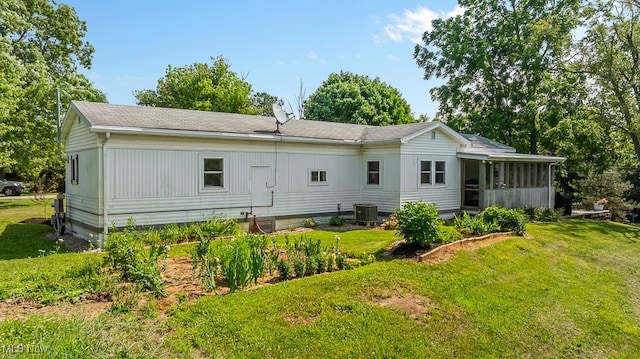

left=61, top=101, right=564, bottom=244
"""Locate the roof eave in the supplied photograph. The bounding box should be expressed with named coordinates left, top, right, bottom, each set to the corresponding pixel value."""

left=457, top=152, right=566, bottom=162
left=89, top=126, right=362, bottom=145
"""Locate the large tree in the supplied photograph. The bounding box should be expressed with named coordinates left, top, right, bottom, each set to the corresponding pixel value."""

left=305, top=71, right=415, bottom=126
left=251, top=92, right=284, bottom=117
left=0, top=0, right=105, bottom=179
left=580, top=0, right=640, bottom=164
left=414, top=0, right=582, bottom=154
left=135, top=56, right=258, bottom=114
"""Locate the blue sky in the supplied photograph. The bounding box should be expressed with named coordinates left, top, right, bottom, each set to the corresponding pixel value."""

left=66, top=0, right=461, bottom=118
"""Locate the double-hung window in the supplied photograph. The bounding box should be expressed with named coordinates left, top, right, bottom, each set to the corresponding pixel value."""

left=367, top=161, right=380, bottom=185
left=203, top=158, right=224, bottom=188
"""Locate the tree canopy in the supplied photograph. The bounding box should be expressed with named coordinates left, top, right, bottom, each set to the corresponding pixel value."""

left=305, top=71, right=415, bottom=126
left=0, top=0, right=105, bottom=179
left=580, top=0, right=640, bottom=164
left=414, top=0, right=582, bottom=154
left=135, top=56, right=261, bottom=115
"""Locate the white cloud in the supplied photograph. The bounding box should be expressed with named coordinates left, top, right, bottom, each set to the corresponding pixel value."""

left=382, top=5, right=464, bottom=44
left=307, top=51, right=326, bottom=64
left=387, top=54, right=400, bottom=62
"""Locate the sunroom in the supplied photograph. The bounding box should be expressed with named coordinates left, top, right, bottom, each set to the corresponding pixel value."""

left=458, top=153, right=564, bottom=211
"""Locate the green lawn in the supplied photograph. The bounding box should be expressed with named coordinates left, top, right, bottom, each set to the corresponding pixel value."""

left=1, top=202, right=640, bottom=358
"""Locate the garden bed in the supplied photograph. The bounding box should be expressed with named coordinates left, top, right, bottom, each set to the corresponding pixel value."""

left=384, top=231, right=519, bottom=264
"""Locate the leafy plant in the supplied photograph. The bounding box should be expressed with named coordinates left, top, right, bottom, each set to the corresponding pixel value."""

left=329, top=216, right=346, bottom=226
left=277, top=259, right=294, bottom=280
left=533, top=208, right=563, bottom=223
left=454, top=212, right=499, bottom=236
left=480, top=206, right=528, bottom=235
left=437, top=225, right=463, bottom=244
left=104, top=219, right=169, bottom=296
left=304, top=218, right=317, bottom=228
left=394, top=201, right=441, bottom=247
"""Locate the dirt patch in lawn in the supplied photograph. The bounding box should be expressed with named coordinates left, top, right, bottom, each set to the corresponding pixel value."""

left=367, top=288, right=434, bottom=322
left=0, top=297, right=112, bottom=321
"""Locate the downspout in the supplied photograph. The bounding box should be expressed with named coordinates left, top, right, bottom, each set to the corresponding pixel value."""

left=102, top=132, right=111, bottom=243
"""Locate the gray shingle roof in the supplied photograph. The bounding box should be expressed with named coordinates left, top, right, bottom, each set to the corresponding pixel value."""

left=461, top=134, right=515, bottom=151
left=69, top=101, right=438, bottom=142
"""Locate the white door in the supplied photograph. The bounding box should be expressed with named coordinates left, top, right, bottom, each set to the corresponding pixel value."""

left=251, top=166, right=271, bottom=207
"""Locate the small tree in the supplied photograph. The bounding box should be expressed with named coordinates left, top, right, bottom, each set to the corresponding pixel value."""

left=580, top=169, right=634, bottom=221
left=394, top=201, right=441, bottom=247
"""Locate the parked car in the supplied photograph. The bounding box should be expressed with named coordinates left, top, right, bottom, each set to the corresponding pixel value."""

left=0, top=179, right=26, bottom=196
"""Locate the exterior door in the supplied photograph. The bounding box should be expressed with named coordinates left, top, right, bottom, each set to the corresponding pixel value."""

left=251, top=166, right=271, bottom=207
left=463, top=160, right=480, bottom=208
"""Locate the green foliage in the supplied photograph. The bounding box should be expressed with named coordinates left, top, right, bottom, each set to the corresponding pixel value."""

left=579, top=169, right=635, bottom=221
left=303, top=218, right=317, bottom=228
left=580, top=0, right=640, bottom=164
left=414, top=0, right=582, bottom=155
left=437, top=225, right=463, bottom=244
left=217, top=239, right=252, bottom=292
left=104, top=219, right=169, bottom=296
left=305, top=71, right=415, bottom=125
left=276, top=258, right=294, bottom=280
left=0, top=0, right=106, bottom=177
left=533, top=207, right=563, bottom=223
left=329, top=215, right=346, bottom=226
left=394, top=201, right=441, bottom=247
left=134, top=55, right=257, bottom=114
left=454, top=211, right=499, bottom=236
left=480, top=206, right=528, bottom=235
left=251, top=91, right=284, bottom=116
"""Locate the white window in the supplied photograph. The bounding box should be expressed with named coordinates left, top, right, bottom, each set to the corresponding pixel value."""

left=419, top=160, right=446, bottom=185
left=70, top=154, right=79, bottom=185
left=367, top=160, right=380, bottom=185
left=309, top=169, right=327, bottom=185
left=203, top=158, right=224, bottom=188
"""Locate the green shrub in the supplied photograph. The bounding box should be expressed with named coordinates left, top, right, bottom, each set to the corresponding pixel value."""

left=522, top=206, right=537, bottom=219
left=480, top=206, right=527, bottom=235
left=534, top=207, right=563, bottom=223
left=454, top=212, right=498, bottom=236
left=104, top=219, right=169, bottom=296
left=304, top=255, right=318, bottom=276
left=438, top=226, right=463, bottom=244
left=394, top=201, right=441, bottom=247
left=315, top=254, right=328, bottom=273
left=277, top=259, right=294, bottom=280
left=292, top=255, right=306, bottom=278
left=304, top=218, right=317, bottom=228
left=329, top=216, right=346, bottom=226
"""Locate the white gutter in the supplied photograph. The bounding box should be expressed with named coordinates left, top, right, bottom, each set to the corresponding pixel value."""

left=102, top=132, right=110, bottom=244
left=89, top=126, right=363, bottom=145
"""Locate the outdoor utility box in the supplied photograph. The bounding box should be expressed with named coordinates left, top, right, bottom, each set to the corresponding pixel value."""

left=353, top=203, right=378, bottom=224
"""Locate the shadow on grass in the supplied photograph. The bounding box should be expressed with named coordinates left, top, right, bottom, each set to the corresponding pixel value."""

left=0, top=201, right=33, bottom=211
left=537, top=219, right=640, bottom=243
left=0, top=223, right=67, bottom=260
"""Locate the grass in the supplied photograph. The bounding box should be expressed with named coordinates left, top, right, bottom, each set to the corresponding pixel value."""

left=1, top=201, right=640, bottom=357
left=0, top=200, right=66, bottom=260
